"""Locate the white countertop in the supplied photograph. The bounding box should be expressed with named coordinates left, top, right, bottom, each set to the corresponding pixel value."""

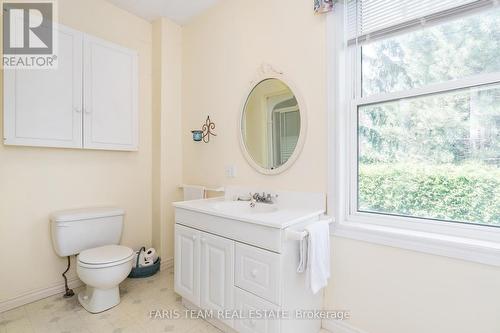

left=173, top=197, right=326, bottom=229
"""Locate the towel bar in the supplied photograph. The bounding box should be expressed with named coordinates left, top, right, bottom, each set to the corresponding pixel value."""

left=178, top=184, right=225, bottom=192
left=285, top=216, right=334, bottom=241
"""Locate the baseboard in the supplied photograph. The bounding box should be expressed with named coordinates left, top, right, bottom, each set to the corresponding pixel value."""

left=160, top=257, right=174, bottom=272
left=322, top=319, right=368, bottom=333
left=0, top=276, right=83, bottom=313
left=1, top=258, right=174, bottom=314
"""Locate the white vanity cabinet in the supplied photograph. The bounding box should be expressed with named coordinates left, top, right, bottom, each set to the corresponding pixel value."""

left=174, top=195, right=326, bottom=333
left=3, top=24, right=138, bottom=151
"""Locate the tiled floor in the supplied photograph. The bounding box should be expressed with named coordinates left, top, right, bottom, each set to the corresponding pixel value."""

left=0, top=269, right=220, bottom=333
left=0, top=269, right=330, bottom=333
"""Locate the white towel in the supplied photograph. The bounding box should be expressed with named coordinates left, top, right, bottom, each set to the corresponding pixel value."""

left=183, top=185, right=205, bottom=201
left=303, top=220, right=331, bottom=294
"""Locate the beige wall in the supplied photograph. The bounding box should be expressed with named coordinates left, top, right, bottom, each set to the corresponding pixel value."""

left=182, top=0, right=327, bottom=192
left=0, top=0, right=153, bottom=304
left=181, top=1, right=500, bottom=333
left=328, top=238, right=500, bottom=333
left=152, top=18, right=183, bottom=263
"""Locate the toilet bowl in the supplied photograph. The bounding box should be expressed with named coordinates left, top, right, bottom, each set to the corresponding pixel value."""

left=76, top=245, right=134, bottom=313
left=50, top=207, right=133, bottom=313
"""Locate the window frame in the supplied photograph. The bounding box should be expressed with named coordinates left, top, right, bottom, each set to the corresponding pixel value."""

left=327, top=2, right=500, bottom=266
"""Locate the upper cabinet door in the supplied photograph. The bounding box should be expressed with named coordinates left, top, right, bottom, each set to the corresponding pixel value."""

left=3, top=25, right=83, bottom=148
left=83, top=35, right=138, bottom=151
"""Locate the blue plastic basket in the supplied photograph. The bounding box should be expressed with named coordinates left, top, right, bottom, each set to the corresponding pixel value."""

left=128, top=247, right=161, bottom=278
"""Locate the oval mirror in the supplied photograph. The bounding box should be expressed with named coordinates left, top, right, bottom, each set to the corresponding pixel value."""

left=240, top=78, right=306, bottom=174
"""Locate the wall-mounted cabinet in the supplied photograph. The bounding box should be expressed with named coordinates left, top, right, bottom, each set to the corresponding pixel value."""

left=3, top=24, right=138, bottom=151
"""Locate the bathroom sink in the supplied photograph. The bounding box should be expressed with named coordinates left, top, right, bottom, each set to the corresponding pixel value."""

left=212, top=201, right=278, bottom=215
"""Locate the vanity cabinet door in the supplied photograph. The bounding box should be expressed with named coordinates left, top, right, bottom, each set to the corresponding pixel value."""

left=174, top=224, right=200, bottom=306
left=200, top=232, right=234, bottom=327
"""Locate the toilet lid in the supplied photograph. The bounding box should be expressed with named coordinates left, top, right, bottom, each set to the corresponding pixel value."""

left=78, top=245, right=133, bottom=265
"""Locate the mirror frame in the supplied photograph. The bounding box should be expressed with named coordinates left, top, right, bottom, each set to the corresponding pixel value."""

left=239, top=70, right=307, bottom=175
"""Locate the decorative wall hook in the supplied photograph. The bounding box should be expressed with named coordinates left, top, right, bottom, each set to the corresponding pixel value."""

left=191, top=116, right=216, bottom=143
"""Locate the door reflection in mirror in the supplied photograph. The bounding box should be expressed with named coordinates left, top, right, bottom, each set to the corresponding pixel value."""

left=241, top=79, right=301, bottom=171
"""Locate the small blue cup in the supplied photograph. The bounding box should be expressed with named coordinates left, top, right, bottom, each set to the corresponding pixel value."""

left=191, top=130, right=203, bottom=142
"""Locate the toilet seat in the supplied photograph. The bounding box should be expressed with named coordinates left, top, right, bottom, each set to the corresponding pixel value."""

left=78, top=245, right=134, bottom=269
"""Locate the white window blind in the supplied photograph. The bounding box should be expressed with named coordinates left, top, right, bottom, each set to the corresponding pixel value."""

left=346, top=0, right=496, bottom=45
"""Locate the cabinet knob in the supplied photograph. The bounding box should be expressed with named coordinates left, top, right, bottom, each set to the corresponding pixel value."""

left=74, top=107, right=82, bottom=113
left=192, top=235, right=197, bottom=241
left=251, top=269, right=258, bottom=278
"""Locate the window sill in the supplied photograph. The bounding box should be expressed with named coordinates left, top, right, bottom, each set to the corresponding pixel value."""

left=332, top=220, right=500, bottom=267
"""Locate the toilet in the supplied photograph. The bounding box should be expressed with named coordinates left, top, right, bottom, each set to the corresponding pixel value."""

left=50, top=207, right=134, bottom=313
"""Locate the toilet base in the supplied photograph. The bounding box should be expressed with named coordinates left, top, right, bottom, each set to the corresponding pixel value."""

left=78, top=285, right=121, bottom=313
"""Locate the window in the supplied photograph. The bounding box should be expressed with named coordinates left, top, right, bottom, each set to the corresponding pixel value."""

left=358, top=84, right=500, bottom=226
left=361, top=8, right=500, bottom=97
left=345, top=1, right=500, bottom=228
left=330, top=0, right=500, bottom=264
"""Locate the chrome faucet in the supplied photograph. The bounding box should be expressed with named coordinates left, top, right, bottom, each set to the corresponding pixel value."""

left=251, top=192, right=278, bottom=205
left=237, top=192, right=278, bottom=207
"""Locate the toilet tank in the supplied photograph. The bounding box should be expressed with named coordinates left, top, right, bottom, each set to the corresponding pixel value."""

left=50, top=207, right=125, bottom=257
